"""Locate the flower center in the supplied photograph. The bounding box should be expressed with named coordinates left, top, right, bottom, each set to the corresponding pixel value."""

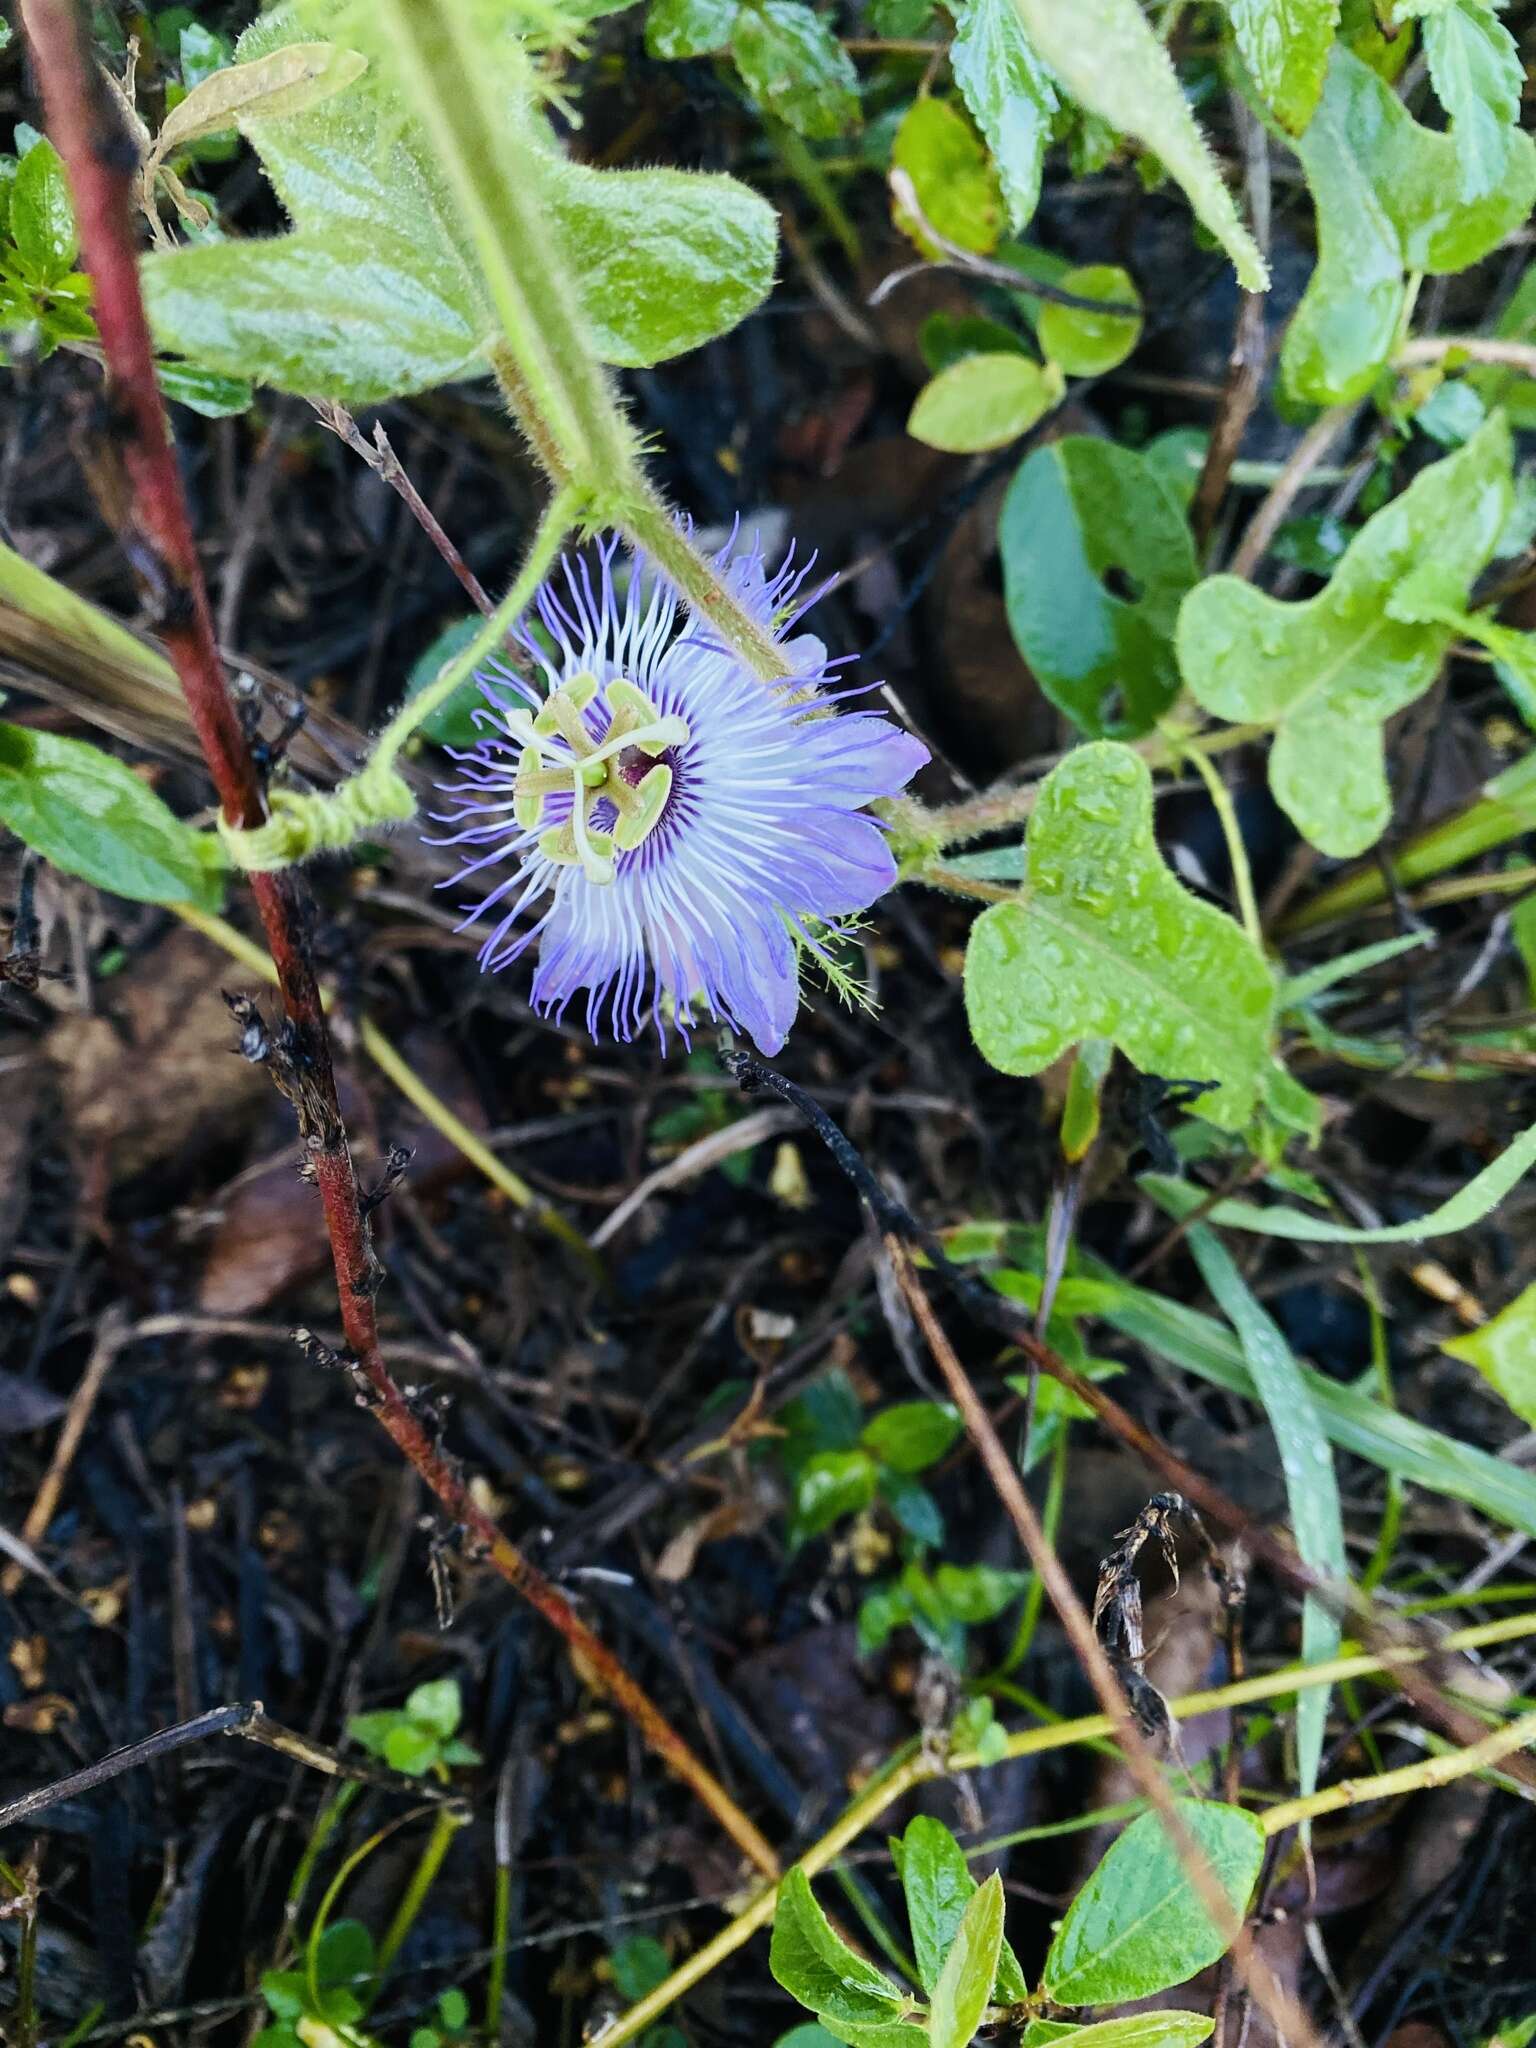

left=506, top=671, right=689, bottom=886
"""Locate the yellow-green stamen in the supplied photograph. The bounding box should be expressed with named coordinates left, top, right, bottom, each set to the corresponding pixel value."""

left=509, top=672, right=687, bottom=886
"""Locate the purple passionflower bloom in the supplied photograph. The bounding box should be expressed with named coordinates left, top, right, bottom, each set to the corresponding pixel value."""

left=431, top=535, right=928, bottom=1053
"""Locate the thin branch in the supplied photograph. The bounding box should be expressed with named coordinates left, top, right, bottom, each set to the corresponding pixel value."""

left=1227, top=403, right=1359, bottom=579
left=717, top=1046, right=1536, bottom=1796
left=21, top=0, right=776, bottom=1883
left=872, top=172, right=1140, bottom=316
left=1397, top=335, right=1536, bottom=376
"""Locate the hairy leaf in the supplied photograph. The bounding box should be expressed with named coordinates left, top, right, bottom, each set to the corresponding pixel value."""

left=928, top=1874, right=1005, bottom=2048
left=1041, top=1802, right=1263, bottom=2004
left=770, top=1868, right=910, bottom=2027
left=1005, top=0, right=1268, bottom=287
left=908, top=352, right=1063, bottom=452
left=1443, top=1283, right=1536, bottom=1429
left=951, top=0, right=1057, bottom=230
left=1281, top=49, right=1536, bottom=403
left=1177, top=414, right=1512, bottom=856
left=732, top=1, right=860, bottom=138
left=1000, top=440, right=1200, bottom=737
left=963, top=744, right=1275, bottom=1126
left=0, top=724, right=223, bottom=909
left=1228, top=0, right=1337, bottom=133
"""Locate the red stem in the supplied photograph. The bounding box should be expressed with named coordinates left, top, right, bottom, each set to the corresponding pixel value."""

left=20, top=0, right=777, bottom=1880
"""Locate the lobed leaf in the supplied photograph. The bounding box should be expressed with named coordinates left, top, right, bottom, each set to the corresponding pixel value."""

left=1281, top=49, right=1536, bottom=404
left=1041, top=1801, right=1264, bottom=2005
left=1177, top=413, right=1513, bottom=857
left=964, top=744, right=1275, bottom=1125
left=999, top=437, right=1197, bottom=737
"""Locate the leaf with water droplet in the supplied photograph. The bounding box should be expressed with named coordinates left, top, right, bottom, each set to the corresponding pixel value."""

left=1177, top=413, right=1513, bottom=857
left=1281, top=48, right=1536, bottom=404
left=964, top=742, right=1275, bottom=1127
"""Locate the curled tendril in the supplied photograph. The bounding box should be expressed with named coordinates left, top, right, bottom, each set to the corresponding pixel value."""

left=216, top=756, right=417, bottom=874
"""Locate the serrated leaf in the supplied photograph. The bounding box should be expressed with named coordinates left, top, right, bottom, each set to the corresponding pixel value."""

left=1004, top=0, right=1267, bottom=288
left=0, top=724, right=223, bottom=908
left=964, top=743, right=1275, bottom=1127
left=897, top=1816, right=1029, bottom=2004
left=770, top=1868, right=910, bottom=2027
left=929, top=1873, right=1004, bottom=2048
left=733, top=1, right=860, bottom=138
left=999, top=439, right=1200, bottom=738
left=1177, top=414, right=1512, bottom=857
left=1041, top=1801, right=1263, bottom=2004
left=908, top=352, right=1063, bottom=452
left=1037, top=266, right=1142, bottom=375
left=893, top=97, right=1002, bottom=257
left=152, top=43, right=368, bottom=160
left=1443, top=1282, right=1536, bottom=1429
left=1228, top=0, right=1337, bottom=133
left=862, top=1402, right=962, bottom=1474
left=1418, top=0, right=1523, bottom=203
left=1281, top=49, right=1536, bottom=404
left=11, top=137, right=77, bottom=285
left=951, top=0, right=1057, bottom=230
left=647, top=0, right=739, bottom=56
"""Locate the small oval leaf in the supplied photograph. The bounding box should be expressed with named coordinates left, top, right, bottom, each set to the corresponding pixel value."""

left=908, top=352, right=1063, bottom=453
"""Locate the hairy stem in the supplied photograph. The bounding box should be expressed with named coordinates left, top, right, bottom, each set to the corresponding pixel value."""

left=23, top=0, right=775, bottom=1881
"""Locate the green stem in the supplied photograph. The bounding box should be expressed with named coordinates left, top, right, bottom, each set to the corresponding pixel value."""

left=486, top=1858, right=512, bottom=2039
left=1180, top=736, right=1263, bottom=948
left=372, top=1803, right=468, bottom=1993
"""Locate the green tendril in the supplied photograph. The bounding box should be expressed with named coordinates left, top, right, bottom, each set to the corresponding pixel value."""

left=215, top=486, right=582, bottom=876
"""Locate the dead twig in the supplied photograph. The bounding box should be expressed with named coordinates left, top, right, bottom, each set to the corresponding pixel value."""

left=0, top=1305, right=129, bottom=1597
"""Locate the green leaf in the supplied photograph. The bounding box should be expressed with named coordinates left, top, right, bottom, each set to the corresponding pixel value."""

left=951, top=0, right=1057, bottom=231
left=1281, top=49, right=1536, bottom=404
left=1000, top=438, right=1198, bottom=737
left=1026, top=2018, right=1213, bottom=2048
left=931, top=1561, right=1028, bottom=1620
left=774, top=2030, right=848, bottom=2048
left=1228, top=0, right=1337, bottom=133
left=732, top=1, right=860, bottom=138
left=1177, top=1206, right=1345, bottom=1800
left=1415, top=0, right=1523, bottom=203
left=155, top=358, right=254, bottom=417
left=1095, top=1269, right=1536, bottom=1539
left=795, top=1448, right=881, bottom=1537
left=0, top=724, right=223, bottom=909
left=770, top=1867, right=910, bottom=2027
left=928, top=1872, right=1004, bottom=2048
left=611, top=1934, right=673, bottom=2001
left=1176, top=413, right=1513, bottom=857
left=919, top=312, right=1030, bottom=373
left=1037, top=266, right=1142, bottom=375
left=11, top=137, right=78, bottom=285
left=384, top=1722, right=441, bottom=1775
left=1041, top=1801, right=1263, bottom=2004
left=406, top=1676, right=462, bottom=1738
left=404, top=616, right=487, bottom=747
left=963, top=743, right=1275, bottom=1125
left=882, top=1471, right=945, bottom=1546
left=1443, top=1282, right=1536, bottom=1429
left=143, top=22, right=776, bottom=395
left=541, top=158, right=780, bottom=369
left=908, top=352, right=1063, bottom=453
left=862, top=1401, right=962, bottom=1474
left=893, top=97, right=1002, bottom=257
left=897, top=1816, right=1029, bottom=2003
left=647, top=0, right=740, bottom=56
left=437, top=1987, right=469, bottom=2030
left=1003, top=0, right=1267, bottom=287
left=1280, top=931, right=1430, bottom=1007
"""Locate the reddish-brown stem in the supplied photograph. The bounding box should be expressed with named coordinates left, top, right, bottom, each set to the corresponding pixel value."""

left=21, top=0, right=777, bottom=1881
